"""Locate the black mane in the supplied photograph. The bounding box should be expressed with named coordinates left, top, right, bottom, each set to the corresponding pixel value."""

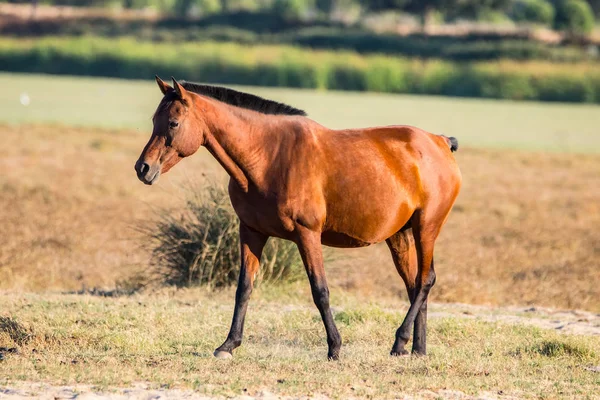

left=180, top=81, right=307, bottom=116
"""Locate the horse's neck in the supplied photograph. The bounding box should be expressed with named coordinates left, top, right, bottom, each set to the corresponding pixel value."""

left=200, top=100, right=279, bottom=192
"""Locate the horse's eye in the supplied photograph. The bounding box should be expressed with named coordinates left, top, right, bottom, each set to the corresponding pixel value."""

left=169, top=121, right=179, bottom=129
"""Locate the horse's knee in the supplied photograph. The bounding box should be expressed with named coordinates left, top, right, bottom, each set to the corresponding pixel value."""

left=311, top=285, right=330, bottom=307
left=328, top=332, right=342, bottom=349
left=235, top=286, right=252, bottom=304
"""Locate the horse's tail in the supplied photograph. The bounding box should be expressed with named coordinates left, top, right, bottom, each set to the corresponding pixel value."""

left=441, top=135, right=459, bottom=152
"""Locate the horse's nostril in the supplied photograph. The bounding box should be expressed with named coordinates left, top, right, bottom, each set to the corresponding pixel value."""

left=140, top=162, right=150, bottom=175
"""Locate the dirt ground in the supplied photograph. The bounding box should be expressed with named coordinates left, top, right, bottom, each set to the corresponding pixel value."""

left=0, top=384, right=523, bottom=400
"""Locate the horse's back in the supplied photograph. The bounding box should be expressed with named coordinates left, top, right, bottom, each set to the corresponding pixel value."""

left=319, top=124, right=457, bottom=196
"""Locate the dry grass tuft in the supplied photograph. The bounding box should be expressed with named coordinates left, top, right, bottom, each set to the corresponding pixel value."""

left=141, top=182, right=304, bottom=288
left=519, top=339, right=596, bottom=359
left=0, top=316, right=32, bottom=346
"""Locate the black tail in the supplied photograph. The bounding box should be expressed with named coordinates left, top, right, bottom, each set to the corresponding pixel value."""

left=448, top=136, right=459, bottom=152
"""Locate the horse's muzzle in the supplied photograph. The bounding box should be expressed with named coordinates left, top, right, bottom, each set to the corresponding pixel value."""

left=135, top=160, right=161, bottom=185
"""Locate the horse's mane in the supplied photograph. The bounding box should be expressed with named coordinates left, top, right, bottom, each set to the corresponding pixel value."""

left=180, top=81, right=307, bottom=116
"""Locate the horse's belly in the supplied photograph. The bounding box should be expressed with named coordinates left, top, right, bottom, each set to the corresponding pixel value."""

left=322, top=198, right=414, bottom=248
left=321, top=231, right=374, bottom=248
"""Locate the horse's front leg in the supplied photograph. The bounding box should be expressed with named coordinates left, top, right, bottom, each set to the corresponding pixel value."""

left=296, top=227, right=342, bottom=360
left=214, top=223, right=268, bottom=358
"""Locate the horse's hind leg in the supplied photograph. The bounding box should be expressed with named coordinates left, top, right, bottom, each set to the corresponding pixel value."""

left=390, top=211, right=440, bottom=357
left=412, top=287, right=430, bottom=355
left=386, top=228, right=429, bottom=355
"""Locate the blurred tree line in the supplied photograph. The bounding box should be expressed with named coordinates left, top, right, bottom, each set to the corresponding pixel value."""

left=3, top=0, right=598, bottom=34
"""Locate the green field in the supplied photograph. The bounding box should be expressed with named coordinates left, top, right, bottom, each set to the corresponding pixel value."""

left=2, top=72, right=600, bottom=153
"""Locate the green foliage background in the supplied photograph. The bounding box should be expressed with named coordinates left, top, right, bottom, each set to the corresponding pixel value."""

left=2, top=36, right=600, bottom=103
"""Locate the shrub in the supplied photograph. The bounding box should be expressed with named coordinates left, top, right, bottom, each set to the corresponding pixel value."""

left=315, top=0, right=335, bottom=15
left=1, top=36, right=599, bottom=103
left=143, top=182, right=304, bottom=288
left=511, top=0, right=555, bottom=25
left=554, top=0, right=595, bottom=35
left=533, top=73, right=595, bottom=102
left=364, top=57, right=409, bottom=93
left=1, top=16, right=596, bottom=62
left=271, top=0, right=313, bottom=20
left=323, top=56, right=368, bottom=91
left=516, top=339, right=596, bottom=359
left=0, top=316, right=32, bottom=346
left=480, top=71, right=536, bottom=100
left=173, top=0, right=222, bottom=17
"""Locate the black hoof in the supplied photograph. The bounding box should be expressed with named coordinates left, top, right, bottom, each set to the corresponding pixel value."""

left=213, top=350, right=233, bottom=359
left=390, top=348, right=410, bottom=357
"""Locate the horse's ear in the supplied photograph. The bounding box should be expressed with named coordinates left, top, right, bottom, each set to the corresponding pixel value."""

left=171, top=77, right=188, bottom=102
left=155, top=75, right=172, bottom=95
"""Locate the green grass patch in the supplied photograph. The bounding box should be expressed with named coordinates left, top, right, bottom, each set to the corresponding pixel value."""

left=518, top=339, right=596, bottom=359
left=334, top=306, right=397, bottom=325
left=2, top=72, right=600, bottom=154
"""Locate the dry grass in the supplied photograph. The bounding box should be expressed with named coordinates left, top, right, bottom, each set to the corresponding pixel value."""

left=0, top=124, right=200, bottom=291
left=0, top=124, right=599, bottom=312
left=0, top=291, right=598, bottom=399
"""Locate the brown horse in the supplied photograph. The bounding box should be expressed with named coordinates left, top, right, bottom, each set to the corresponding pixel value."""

left=135, top=76, right=461, bottom=360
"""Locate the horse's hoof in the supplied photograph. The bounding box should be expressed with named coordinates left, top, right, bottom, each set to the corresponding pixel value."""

left=390, top=349, right=410, bottom=357
left=213, top=350, right=233, bottom=359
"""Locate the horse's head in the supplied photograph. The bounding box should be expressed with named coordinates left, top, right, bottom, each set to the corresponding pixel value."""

left=135, top=76, right=204, bottom=185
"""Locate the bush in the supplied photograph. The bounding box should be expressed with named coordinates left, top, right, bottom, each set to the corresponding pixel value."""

left=517, top=339, right=596, bottom=359
left=511, top=0, right=555, bottom=25
left=143, top=182, right=304, bottom=288
left=271, top=0, right=313, bottom=20
left=0, top=316, right=32, bottom=346
left=533, top=73, right=595, bottom=102
left=1, top=16, right=596, bottom=62
left=1, top=36, right=599, bottom=103
left=554, top=0, right=595, bottom=35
